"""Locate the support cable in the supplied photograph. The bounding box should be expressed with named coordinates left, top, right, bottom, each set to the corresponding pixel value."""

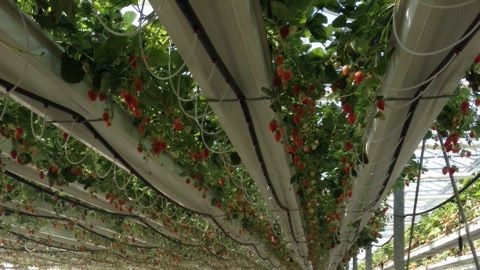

left=406, top=138, right=426, bottom=270
left=438, top=134, right=480, bottom=269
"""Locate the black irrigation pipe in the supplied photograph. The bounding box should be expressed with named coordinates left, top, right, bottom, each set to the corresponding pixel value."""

left=175, top=0, right=301, bottom=252
left=3, top=170, right=204, bottom=248
left=371, top=235, right=394, bottom=248
left=0, top=80, right=275, bottom=264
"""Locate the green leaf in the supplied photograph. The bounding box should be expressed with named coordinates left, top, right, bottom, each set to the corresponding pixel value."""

left=60, top=53, right=85, bottom=84
left=271, top=1, right=296, bottom=21
left=121, top=11, right=137, bottom=29
left=307, top=14, right=328, bottom=41
left=332, top=15, right=347, bottom=28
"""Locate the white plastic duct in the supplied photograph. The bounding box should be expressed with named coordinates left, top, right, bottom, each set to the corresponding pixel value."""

left=328, top=0, right=480, bottom=268
left=0, top=1, right=278, bottom=263
left=150, top=0, right=309, bottom=267
left=377, top=217, right=480, bottom=270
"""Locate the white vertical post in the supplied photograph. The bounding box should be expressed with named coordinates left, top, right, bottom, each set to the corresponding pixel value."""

left=365, top=244, right=372, bottom=270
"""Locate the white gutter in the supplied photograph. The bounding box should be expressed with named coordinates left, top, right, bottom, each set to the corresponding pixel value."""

left=328, top=0, right=480, bottom=268
left=150, top=0, right=309, bottom=267
left=0, top=0, right=277, bottom=263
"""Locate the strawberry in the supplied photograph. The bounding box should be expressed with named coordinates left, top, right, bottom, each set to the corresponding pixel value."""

left=173, top=118, right=183, bottom=132
left=39, top=171, right=45, bottom=180
left=293, top=112, right=303, bottom=125
left=341, top=65, right=350, bottom=77
left=185, top=178, right=191, bottom=185
left=49, top=164, right=59, bottom=175
left=269, top=120, right=278, bottom=132
left=217, top=179, right=225, bottom=186
left=346, top=113, right=356, bottom=125
left=475, top=54, right=480, bottom=64
left=102, top=111, right=110, bottom=122
left=5, top=184, right=13, bottom=193
left=272, top=76, right=282, bottom=87
left=470, top=130, right=476, bottom=138
left=475, top=98, right=480, bottom=107
left=342, top=103, right=353, bottom=114
left=442, top=167, right=448, bottom=175
left=279, top=25, right=290, bottom=40
left=99, top=92, right=107, bottom=101
left=128, top=55, right=137, bottom=69
left=10, top=150, right=17, bottom=159
left=14, top=127, right=23, bottom=140
left=281, top=70, right=292, bottom=82
left=376, top=99, right=385, bottom=111
left=460, top=100, right=469, bottom=115
left=87, top=90, right=98, bottom=102
left=63, top=132, right=69, bottom=141
left=292, top=84, right=301, bottom=96
left=353, top=71, right=364, bottom=85
left=151, top=138, right=167, bottom=155
left=466, top=151, right=472, bottom=158
left=344, top=141, right=353, bottom=151
left=133, top=108, right=142, bottom=119
left=274, top=55, right=284, bottom=65
left=276, top=65, right=285, bottom=76
left=448, top=167, right=456, bottom=175
left=274, top=130, right=282, bottom=142
left=134, top=77, right=143, bottom=93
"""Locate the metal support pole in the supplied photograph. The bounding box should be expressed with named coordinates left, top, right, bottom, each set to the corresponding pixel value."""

left=353, top=255, right=358, bottom=270
left=393, top=179, right=405, bottom=270
left=406, top=138, right=426, bottom=269
left=365, top=244, right=372, bottom=270
left=439, top=135, right=480, bottom=269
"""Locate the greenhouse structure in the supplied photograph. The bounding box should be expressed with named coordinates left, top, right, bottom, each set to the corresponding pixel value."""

left=0, top=0, right=479, bottom=269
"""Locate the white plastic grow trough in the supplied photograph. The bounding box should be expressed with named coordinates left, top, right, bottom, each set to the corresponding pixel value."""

left=149, top=0, right=309, bottom=267
left=0, top=142, right=199, bottom=246
left=376, top=217, right=480, bottom=270
left=0, top=0, right=278, bottom=263
left=328, top=0, right=480, bottom=268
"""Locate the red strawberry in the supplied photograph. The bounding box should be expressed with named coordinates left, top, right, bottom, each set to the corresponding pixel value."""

left=63, top=132, right=69, bottom=141
left=281, top=70, right=292, bottom=82
left=102, top=111, right=110, bottom=122
left=344, top=141, right=353, bottom=151
left=6, top=184, right=13, bottom=193
left=173, top=118, right=183, bottom=132
left=353, top=71, right=365, bottom=85
left=467, top=151, right=472, bottom=157
left=292, top=84, right=301, bottom=96
left=346, top=113, right=356, bottom=125
left=10, top=150, right=17, bottom=159
left=475, top=54, right=480, bottom=64
left=342, top=103, right=353, bottom=114
left=201, top=148, right=210, bottom=161
left=217, top=179, right=225, bottom=186
left=99, top=92, right=107, bottom=101
left=134, top=77, right=143, bottom=93
left=279, top=25, right=290, bottom=40
left=273, top=76, right=282, bottom=87
left=274, top=55, right=284, bottom=65
left=376, top=99, right=385, bottom=111
left=14, top=127, right=23, bottom=140
left=442, top=167, right=448, bottom=175
left=293, top=112, right=303, bottom=125
left=475, top=98, right=480, bottom=107
left=128, top=55, right=137, bottom=68
left=341, top=65, right=350, bottom=77
left=151, top=138, right=167, bottom=155
left=87, top=90, right=98, bottom=102
left=448, top=167, right=456, bottom=175
left=269, top=120, right=278, bottom=132
left=49, top=164, right=59, bottom=175
left=460, top=100, right=469, bottom=115
left=185, top=178, right=191, bottom=185
left=133, top=108, right=142, bottom=119
left=39, top=171, right=45, bottom=179
left=274, top=130, right=282, bottom=142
